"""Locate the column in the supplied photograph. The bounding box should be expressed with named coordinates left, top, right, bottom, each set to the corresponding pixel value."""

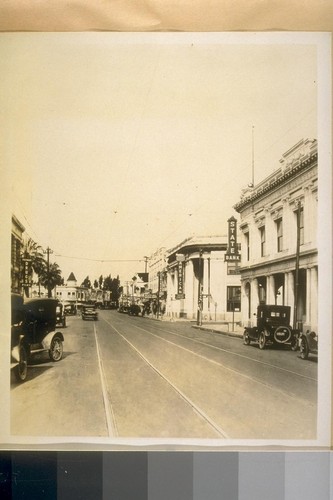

left=184, top=260, right=195, bottom=320
left=202, top=257, right=209, bottom=318
left=242, top=281, right=250, bottom=327
left=251, top=278, right=259, bottom=326
left=266, top=275, right=275, bottom=304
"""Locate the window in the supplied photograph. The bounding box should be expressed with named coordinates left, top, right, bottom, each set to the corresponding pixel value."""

left=276, top=218, right=283, bottom=252
left=227, top=261, right=240, bottom=275
left=244, top=232, right=250, bottom=261
left=260, top=226, right=266, bottom=257
left=227, top=286, right=241, bottom=312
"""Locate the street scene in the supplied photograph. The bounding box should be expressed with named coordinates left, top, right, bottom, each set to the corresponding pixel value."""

left=11, top=309, right=317, bottom=439
left=3, top=33, right=330, bottom=444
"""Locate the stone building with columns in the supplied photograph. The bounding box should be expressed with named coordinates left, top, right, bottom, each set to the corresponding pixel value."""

left=165, top=234, right=241, bottom=324
left=234, top=138, right=318, bottom=333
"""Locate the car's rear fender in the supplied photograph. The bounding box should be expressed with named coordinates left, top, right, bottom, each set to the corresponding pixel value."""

left=41, top=331, right=64, bottom=350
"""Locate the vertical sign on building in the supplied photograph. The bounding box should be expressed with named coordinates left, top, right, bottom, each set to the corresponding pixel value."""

left=175, top=253, right=185, bottom=299
left=21, top=258, right=32, bottom=286
left=225, top=216, right=241, bottom=261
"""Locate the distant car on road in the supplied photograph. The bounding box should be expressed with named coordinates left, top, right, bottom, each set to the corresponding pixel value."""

left=81, top=303, right=98, bottom=321
left=243, top=304, right=298, bottom=350
left=63, top=302, right=76, bottom=315
left=11, top=295, right=64, bottom=382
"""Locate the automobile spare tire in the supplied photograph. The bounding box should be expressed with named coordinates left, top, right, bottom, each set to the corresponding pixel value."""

left=273, top=326, right=291, bottom=344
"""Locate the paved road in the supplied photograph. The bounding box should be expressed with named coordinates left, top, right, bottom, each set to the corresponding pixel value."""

left=11, top=310, right=317, bottom=440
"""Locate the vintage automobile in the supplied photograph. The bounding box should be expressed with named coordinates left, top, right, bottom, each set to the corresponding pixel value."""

left=11, top=295, right=64, bottom=382
left=56, top=302, right=66, bottom=328
left=299, top=330, right=318, bottom=360
left=81, top=303, right=98, bottom=321
left=243, top=304, right=298, bottom=350
left=63, top=302, right=76, bottom=315
left=128, top=303, right=142, bottom=316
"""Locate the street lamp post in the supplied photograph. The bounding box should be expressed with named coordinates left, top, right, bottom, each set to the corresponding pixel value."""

left=196, top=250, right=203, bottom=326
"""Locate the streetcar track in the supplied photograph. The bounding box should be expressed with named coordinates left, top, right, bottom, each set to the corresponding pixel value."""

left=105, top=313, right=316, bottom=407
left=102, top=317, right=230, bottom=438
left=93, top=323, right=118, bottom=437
left=126, top=322, right=316, bottom=406
left=115, top=314, right=317, bottom=383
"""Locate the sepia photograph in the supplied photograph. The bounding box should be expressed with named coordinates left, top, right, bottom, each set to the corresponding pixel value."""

left=1, top=32, right=331, bottom=447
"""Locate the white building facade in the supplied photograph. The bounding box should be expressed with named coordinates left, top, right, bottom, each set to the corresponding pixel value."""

left=166, top=235, right=241, bottom=324
left=234, top=138, right=318, bottom=333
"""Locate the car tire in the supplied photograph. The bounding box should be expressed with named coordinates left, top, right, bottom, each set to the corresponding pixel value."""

left=243, top=331, right=251, bottom=345
left=49, top=337, right=63, bottom=362
left=14, top=343, right=28, bottom=382
left=300, top=337, right=309, bottom=360
left=291, top=336, right=298, bottom=351
left=258, top=331, right=266, bottom=350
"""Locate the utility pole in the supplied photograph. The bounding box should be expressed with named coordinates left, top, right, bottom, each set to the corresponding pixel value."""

left=144, top=256, right=149, bottom=274
left=293, top=201, right=301, bottom=330
left=43, top=246, right=53, bottom=298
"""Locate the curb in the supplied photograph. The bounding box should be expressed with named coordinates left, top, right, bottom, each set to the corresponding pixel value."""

left=192, top=324, right=243, bottom=339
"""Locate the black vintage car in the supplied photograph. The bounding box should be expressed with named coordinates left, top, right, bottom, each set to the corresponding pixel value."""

left=243, top=305, right=298, bottom=350
left=11, top=294, right=64, bottom=382
left=81, top=303, right=98, bottom=321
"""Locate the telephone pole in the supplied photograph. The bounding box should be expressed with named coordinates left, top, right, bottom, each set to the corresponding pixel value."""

left=43, top=246, right=53, bottom=298
left=293, top=201, right=301, bottom=330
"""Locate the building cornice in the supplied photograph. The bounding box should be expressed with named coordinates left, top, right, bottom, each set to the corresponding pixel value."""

left=234, top=151, right=317, bottom=213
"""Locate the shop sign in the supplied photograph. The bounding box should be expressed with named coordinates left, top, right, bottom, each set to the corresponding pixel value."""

left=22, top=258, right=32, bottom=286
left=177, top=260, right=184, bottom=296
left=225, top=216, right=241, bottom=261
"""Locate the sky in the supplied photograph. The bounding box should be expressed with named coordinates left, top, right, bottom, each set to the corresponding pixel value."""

left=2, top=32, right=321, bottom=284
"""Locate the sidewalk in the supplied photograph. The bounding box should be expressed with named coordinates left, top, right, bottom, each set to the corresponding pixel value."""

left=145, top=314, right=244, bottom=339
left=191, top=321, right=243, bottom=339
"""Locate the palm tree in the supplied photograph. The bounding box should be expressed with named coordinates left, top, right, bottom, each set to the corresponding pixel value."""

left=40, top=262, right=63, bottom=298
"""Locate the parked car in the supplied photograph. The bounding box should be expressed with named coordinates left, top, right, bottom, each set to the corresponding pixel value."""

left=299, top=330, right=318, bottom=360
left=11, top=294, right=64, bottom=382
left=128, top=303, right=142, bottom=316
left=56, top=302, right=66, bottom=328
left=81, top=303, right=98, bottom=321
left=243, top=305, right=299, bottom=350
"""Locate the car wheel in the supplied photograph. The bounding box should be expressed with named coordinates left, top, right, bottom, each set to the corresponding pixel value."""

left=15, top=343, right=28, bottom=382
left=258, top=331, right=266, bottom=350
left=300, top=337, right=309, bottom=360
left=49, top=337, right=63, bottom=362
left=291, top=336, right=298, bottom=351
left=243, top=331, right=251, bottom=345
